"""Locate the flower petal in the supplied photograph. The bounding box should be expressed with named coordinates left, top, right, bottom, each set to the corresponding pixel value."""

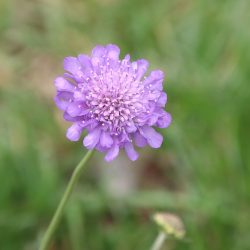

left=63, top=112, right=84, bottom=122
left=148, top=90, right=161, bottom=100
left=134, top=131, right=147, bottom=147
left=123, top=54, right=130, bottom=62
left=140, top=126, right=163, bottom=148
left=73, top=91, right=86, bottom=101
left=64, top=57, right=84, bottom=81
left=157, top=112, right=172, bottom=128
left=64, top=57, right=80, bottom=74
left=66, top=123, right=82, bottom=141
left=105, top=143, right=119, bottom=162
left=126, top=122, right=137, bottom=133
left=78, top=54, right=92, bottom=70
left=54, top=77, right=74, bottom=92
left=54, top=92, right=73, bottom=111
left=147, top=113, right=159, bottom=126
left=67, top=102, right=89, bottom=117
left=100, top=131, right=113, bottom=148
left=133, top=59, right=149, bottom=80
left=144, top=70, right=164, bottom=91
left=106, top=44, right=120, bottom=60
left=124, top=142, right=139, bottom=161
left=92, top=45, right=105, bottom=58
left=83, top=128, right=101, bottom=149
left=157, top=92, right=167, bottom=107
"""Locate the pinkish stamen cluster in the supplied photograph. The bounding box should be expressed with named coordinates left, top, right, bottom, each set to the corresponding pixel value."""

left=54, top=44, right=171, bottom=161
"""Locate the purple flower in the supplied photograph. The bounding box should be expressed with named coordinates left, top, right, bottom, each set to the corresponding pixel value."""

left=54, top=44, right=171, bottom=162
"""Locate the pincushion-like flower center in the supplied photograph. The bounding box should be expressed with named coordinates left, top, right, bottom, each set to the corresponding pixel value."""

left=86, top=88, right=144, bottom=133
left=84, top=62, right=147, bottom=133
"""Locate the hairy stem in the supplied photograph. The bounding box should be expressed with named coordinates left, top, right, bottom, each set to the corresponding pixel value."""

left=39, top=150, right=94, bottom=250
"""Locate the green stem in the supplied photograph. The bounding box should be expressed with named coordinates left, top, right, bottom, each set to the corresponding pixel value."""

left=150, top=232, right=167, bottom=250
left=39, top=150, right=94, bottom=250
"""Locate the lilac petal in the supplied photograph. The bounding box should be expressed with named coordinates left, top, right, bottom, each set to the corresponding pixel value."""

left=63, top=112, right=84, bottom=122
left=66, top=123, right=82, bottom=141
left=144, top=70, right=164, bottom=91
left=133, top=59, right=149, bottom=80
left=140, top=126, right=163, bottom=148
left=79, top=120, right=94, bottom=128
left=157, top=112, right=172, bottom=128
left=64, top=57, right=84, bottom=81
left=124, top=54, right=130, bottom=62
left=54, top=92, right=73, bottom=111
left=64, top=57, right=81, bottom=74
left=148, top=90, right=161, bottom=100
left=104, top=143, right=119, bottom=162
left=92, top=45, right=105, bottom=58
left=95, top=143, right=107, bottom=153
left=124, top=142, right=139, bottom=161
left=147, top=113, right=159, bottom=126
left=106, top=44, right=120, bottom=60
left=54, top=77, right=74, bottom=92
left=100, top=131, right=113, bottom=148
left=119, top=131, right=130, bottom=143
left=126, top=122, right=137, bottom=133
left=63, top=72, right=76, bottom=81
left=157, top=92, right=167, bottom=107
left=86, top=119, right=99, bottom=130
left=78, top=54, right=92, bottom=71
left=83, top=128, right=101, bottom=149
left=73, top=91, right=86, bottom=101
left=134, top=131, right=147, bottom=147
left=67, top=102, right=89, bottom=117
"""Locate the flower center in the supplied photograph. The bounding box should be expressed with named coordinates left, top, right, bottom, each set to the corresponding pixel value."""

left=86, top=89, right=140, bottom=133
left=82, top=58, right=148, bottom=134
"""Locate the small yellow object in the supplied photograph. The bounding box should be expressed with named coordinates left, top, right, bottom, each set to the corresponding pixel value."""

left=153, top=212, right=185, bottom=239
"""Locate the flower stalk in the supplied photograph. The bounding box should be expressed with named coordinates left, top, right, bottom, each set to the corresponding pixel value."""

left=150, top=232, right=167, bottom=250
left=39, top=150, right=94, bottom=250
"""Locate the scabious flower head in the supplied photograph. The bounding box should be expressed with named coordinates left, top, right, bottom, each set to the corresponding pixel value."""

left=54, top=44, right=171, bottom=162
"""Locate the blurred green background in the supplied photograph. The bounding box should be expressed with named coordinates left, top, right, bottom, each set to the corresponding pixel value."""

left=0, top=0, right=250, bottom=249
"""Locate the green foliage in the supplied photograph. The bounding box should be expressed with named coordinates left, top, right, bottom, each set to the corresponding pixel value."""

left=0, top=0, right=250, bottom=249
